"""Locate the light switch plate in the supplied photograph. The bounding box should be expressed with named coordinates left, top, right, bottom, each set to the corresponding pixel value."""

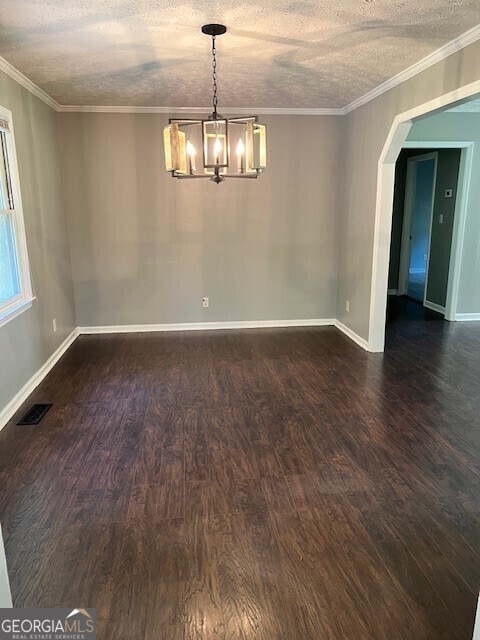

left=444, top=188, right=453, bottom=198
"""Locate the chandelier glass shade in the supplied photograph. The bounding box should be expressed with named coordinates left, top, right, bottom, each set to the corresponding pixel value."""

left=163, top=24, right=267, bottom=183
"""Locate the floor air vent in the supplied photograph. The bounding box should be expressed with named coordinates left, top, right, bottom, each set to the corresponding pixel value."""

left=17, top=404, right=52, bottom=425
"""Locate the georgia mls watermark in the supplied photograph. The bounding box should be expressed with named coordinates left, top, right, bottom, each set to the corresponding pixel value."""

left=0, top=608, right=96, bottom=640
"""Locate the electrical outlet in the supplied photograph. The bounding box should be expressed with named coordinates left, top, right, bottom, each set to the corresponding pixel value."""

left=202, top=297, right=209, bottom=308
left=346, top=300, right=350, bottom=312
left=52, top=318, right=57, bottom=332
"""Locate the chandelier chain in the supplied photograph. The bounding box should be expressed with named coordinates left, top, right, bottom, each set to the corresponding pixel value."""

left=212, top=35, right=218, bottom=117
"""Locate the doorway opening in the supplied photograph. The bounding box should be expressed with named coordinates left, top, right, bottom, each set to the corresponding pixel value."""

left=386, top=140, right=467, bottom=330
left=398, top=151, right=439, bottom=305
left=369, top=80, right=480, bottom=351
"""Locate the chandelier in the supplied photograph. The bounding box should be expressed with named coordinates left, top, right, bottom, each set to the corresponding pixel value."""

left=163, top=24, right=267, bottom=183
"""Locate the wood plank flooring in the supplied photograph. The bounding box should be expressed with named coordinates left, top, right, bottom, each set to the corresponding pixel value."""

left=1, top=313, right=480, bottom=639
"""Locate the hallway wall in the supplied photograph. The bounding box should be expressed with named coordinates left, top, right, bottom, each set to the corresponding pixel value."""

left=407, top=112, right=480, bottom=316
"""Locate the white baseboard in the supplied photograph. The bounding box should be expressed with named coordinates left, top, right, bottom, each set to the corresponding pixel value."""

left=334, top=320, right=369, bottom=351
left=0, top=328, right=79, bottom=432
left=78, top=318, right=336, bottom=334
left=454, top=313, right=480, bottom=322
left=424, top=300, right=445, bottom=314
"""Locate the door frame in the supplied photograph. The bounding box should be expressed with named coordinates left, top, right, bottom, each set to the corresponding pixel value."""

left=402, top=141, right=473, bottom=320
left=368, top=78, right=480, bottom=352
left=398, top=152, right=438, bottom=301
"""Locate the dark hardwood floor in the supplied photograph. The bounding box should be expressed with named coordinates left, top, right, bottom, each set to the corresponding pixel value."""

left=1, top=316, right=480, bottom=639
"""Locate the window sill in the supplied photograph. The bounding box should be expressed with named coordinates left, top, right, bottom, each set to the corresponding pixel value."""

left=0, top=296, right=35, bottom=329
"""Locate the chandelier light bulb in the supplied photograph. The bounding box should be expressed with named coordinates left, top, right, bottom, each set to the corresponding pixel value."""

left=236, top=138, right=245, bottom=173
left=213, top=137, right=222, bottom=164
left=186, top=141, right=196, bottom=174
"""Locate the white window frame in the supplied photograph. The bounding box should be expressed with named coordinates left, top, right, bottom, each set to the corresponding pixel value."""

left=0, top=105, right=34, bottom=328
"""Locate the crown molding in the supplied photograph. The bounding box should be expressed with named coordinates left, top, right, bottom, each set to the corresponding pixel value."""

left=57, top=104, right=342, bottom=115
left=0, top=57, right=340, bottom=114
left=342, top=23, right=480, bottom=115
left=0, top=56, right=61, bottom=111
left=1, top=23, right=480, bottom=117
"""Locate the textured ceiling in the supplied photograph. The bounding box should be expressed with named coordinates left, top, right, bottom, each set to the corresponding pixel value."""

left=0, top=0, right=479, bottom=108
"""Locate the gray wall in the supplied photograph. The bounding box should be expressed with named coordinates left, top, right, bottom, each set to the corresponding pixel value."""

left=336, top=40, right=480, bottom=340
left=389, top=147, right=461, bottom=310
left=0, top=70, right=76, bottom=411
left=59, top=113, right=342, bottom=327
left=408, top=112, right=480, bottom=314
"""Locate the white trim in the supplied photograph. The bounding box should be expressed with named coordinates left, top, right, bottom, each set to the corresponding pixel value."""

left=0, top=296, right=34, bottom=329
left=0, top=56, right=60, bottom=111
left=78, top=318, right=335, bottom=334
left=424, top=300, right=445, bottom=314
left=368, top=78, right=480, bottom=353
left=334, top=320, right=369, bottom=351
left=444, top=144, right=474, bottom=321
left=454, top=313, right=480, bottom=322
left=2, top=25, right=480, bottom=116
left=0, top=105, right=34, bottom=327
left=0, top=328, right=79, bottom=431
left=343, top=24, right=480, bottom=114
left=369, top=121, right=413, bottom=353
left=57, top=105, right=341, bottom=116
left=403, top=141, right=474, bottom=149
left=422, top=153, right=439, bottom=309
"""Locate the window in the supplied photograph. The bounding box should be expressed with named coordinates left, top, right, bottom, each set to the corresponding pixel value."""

left=0, top=106, right=33, bottom=327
